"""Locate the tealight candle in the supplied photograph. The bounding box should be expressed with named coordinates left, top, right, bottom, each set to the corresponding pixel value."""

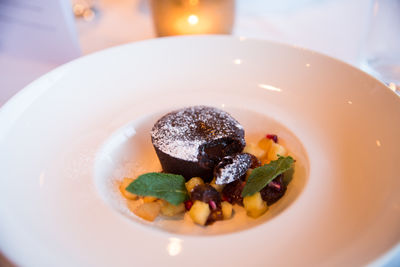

left=150, top=0, right=235, bottom=37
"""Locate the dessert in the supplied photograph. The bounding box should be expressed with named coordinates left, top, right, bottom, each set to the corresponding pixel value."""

left=151, top=106, right=246, bottom=182
left=120, top=106, right=295, bottom=226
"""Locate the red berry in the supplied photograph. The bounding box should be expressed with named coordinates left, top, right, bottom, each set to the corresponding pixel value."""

left=184, top=200, right=193, bottom=210
left=266, top=134, right=278, bottom=143
left=222, top=194, right=231, bottom=203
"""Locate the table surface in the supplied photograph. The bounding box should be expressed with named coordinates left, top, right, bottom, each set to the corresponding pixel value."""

left=1, top=0, right=399, bottom=266
left=0, top=0, right=373, bottom=106
left=77, top=0, right=371, bottom=65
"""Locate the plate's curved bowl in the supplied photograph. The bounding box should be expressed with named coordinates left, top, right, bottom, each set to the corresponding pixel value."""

left=0, top=36, right=399, bottom=267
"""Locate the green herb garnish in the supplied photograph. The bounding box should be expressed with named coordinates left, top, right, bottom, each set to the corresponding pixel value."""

left=241, top=156, right=294, bottom=197
left=126, top=172, right=189, bottom=205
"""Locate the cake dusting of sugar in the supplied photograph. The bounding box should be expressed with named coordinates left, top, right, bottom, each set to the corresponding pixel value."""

left=215, top=153, right=252, bottom=185
left=151, top=106, right=244, bottom=162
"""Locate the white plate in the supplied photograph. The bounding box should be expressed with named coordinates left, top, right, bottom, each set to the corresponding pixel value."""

left=0, top=36, right=399, bottom=266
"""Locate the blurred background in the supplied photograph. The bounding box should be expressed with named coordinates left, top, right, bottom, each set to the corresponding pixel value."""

left=0, top=0, right=379, bottom=105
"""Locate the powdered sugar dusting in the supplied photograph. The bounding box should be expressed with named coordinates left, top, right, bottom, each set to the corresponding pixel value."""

left=151, top=106, right=244, bottom=162
left=215, top=153, right=252, bottom=185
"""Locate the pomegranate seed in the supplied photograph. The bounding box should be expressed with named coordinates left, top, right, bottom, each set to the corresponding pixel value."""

left=266, top=134, right=278, bottom=143
left=222, top=194, right=231, bottom=203
left=209, top=200, right=217, bottom=210
left=184, top=200, right=193, bottom=210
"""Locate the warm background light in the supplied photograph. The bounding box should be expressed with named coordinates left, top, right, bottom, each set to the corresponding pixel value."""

left=187, top=14, right=199, bottom=25
left=150, top=0, right=234, bottom=37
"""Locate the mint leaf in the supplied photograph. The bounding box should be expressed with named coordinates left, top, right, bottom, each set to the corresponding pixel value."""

left=241, top=156, right=294, bottom=197
left=126, top=173, right=189, bottom=205
left=282, top=167, right=294, bottom=186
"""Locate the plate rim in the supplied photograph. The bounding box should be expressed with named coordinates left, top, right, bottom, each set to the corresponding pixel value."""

left=0, top=35, right=399, bottom=267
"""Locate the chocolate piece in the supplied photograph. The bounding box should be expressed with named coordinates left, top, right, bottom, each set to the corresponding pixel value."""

left=206, top=209, right=223, bottom=225
left=214, top=153, right=255, bottom=185
left=151, top=106, right=245, bottom=181
left=191, top=184, right=221, bottom=206
left=260, top=175, right=287, bottom=205
left=222, top=180, right=245, bottom=205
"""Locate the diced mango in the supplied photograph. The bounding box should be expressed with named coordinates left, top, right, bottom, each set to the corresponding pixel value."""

left=160, top=201, right=185, bottom=216
left=129, top=201, right=161, bottom=222
left=243, top=143, right=266, bottom=159
left=261, top=158, right=270, bottom=166
left=119, top=178, right=138, bottom=200
left=189, top=200, right=210, bottom=226
left=243, top=192, right=268, bottom=218
left=258, top=137, right=273, bottom=152
left=267, top=143, right=287, bottom=161
left=210, top=177, right=224, bottom=192
left=185, top=177, right=204, bottom=194
left=143, top=196, right=158, bottom=203
left=221, top=201, right=233, bottom=220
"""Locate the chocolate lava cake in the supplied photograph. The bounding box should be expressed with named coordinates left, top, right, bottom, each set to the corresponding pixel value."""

left=151, top=106, right=246, bottom=182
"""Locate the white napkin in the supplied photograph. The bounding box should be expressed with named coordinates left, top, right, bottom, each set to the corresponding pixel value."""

left=0, top=0, right=81, bottom=106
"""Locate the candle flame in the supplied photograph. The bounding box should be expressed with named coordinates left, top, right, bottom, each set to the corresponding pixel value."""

left=187, top=14, right=199, bottom=25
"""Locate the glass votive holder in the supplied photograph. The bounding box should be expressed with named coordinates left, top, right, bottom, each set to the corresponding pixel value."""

left=360, top=0, right=400, bottom=93
left=149, top=0, right=235, bottom=37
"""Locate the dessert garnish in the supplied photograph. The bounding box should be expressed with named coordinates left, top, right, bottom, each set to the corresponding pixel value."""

left=126, top=173, right=188, bottom=205
left=241, top=156, right=294, bottom=197
left=118, top=106, right=295, bottom=226
left=214, top=153, right=257, bottom=185
left=122, top=155, right=294, bottom=225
